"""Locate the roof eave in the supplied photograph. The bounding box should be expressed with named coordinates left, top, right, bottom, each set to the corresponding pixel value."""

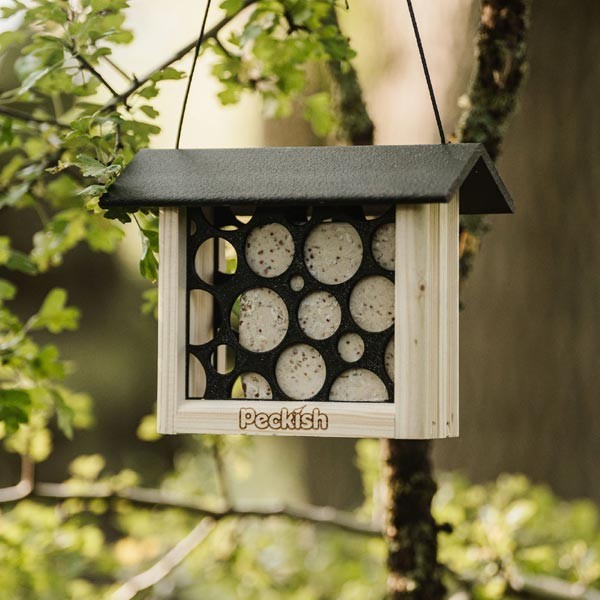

left=99, top=144, right=514, bottom=215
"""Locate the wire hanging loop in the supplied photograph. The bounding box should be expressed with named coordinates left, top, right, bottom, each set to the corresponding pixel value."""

left=175, top=0, right=214, bottom=149
left=405, top=0, right=446, bottom=144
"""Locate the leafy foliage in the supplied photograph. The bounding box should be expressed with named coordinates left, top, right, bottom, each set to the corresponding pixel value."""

left=0, top=0, right=353, bottom=448
left=435, top=473, right=600, bottom=598
left=1, top=437, right=599, bottom=598
left=210, top=0, right=352, bottom=133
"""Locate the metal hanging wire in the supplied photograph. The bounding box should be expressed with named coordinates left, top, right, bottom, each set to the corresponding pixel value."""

left=175, top=0, right=213, bottom=149
left=405, top=0, right=446, bottom=144
left=175, top=0, right=445, bottom=146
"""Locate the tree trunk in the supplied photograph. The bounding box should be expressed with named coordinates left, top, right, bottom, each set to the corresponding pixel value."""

left=436, top=0, right=600, bottom=502
left=383, top=440, right=445, bottom=599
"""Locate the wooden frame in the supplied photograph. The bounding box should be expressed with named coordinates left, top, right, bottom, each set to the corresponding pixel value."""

left=157, top=200, right=458, bottom=439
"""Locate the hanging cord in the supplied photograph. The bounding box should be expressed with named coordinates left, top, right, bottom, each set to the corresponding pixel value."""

left=175, top=0, right=213, bottom=149
left=405, top=0, right=446, bottom=144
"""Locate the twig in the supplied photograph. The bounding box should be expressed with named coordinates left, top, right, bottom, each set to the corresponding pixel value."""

left=0, top=457, right=378, bottom=537
left=111, top=518, right=216, bottom=600
left=73, top=52, right=121, bottom=98
left=108, top=120, right=122, bottom=164
left=510, top=573, right=600, bottom=600
left=213, top=35, right=234, bottom=57
left=99, top=0, right=259, bottom=113
left=510, top=574, right=600, bottom=600
left=0, top=106, right=69, bottom=129
left=0, top=456, right=34, bottom=503
left=102, top=56, right=136, bottom=84
left=448, top=566, right=600, bottom=600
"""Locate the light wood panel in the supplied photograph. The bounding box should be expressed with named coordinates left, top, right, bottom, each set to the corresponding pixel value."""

left=394, top=196, right=459, bottom=438
left=175, top=400, right=395, bottom=438
left=157, top=208, right=186, bottom=434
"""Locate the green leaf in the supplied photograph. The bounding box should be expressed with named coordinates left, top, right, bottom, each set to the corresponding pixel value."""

left=18, top=64, right=58, bottom=94
left=0, top=237, right=9, bottom=264
left=51, top=389, right=74, bottom=439
left=32, top=288, right=80, bottom=333
left=0, top=117, right=13, bottom=145
left=6, top=250, right=37, bottom=275
left=90, top=0, right=129, bottom=11
left=0, top=389, right=31, bottom=406
left=74, top=154, right=120, bottom=178
left=139, top=105, right=159, bottom=119
left=137, top=83, right=159, bottom=99
left=105, top=29, right=133, bottom=44
left=0, top=278, right=16, bottom=301
left=86, top=217, right=124, bottom=252
left=141, top=228, right=158, bottom=252
left=103, top=206, right=133, bottom=224
left=31, top=210, right=89, bottom=271
left=1, top=2, right=26, bottom=19
left=139, top=232, right=158, bottom=283
left=220, top=0, right=245, bottom=16
left=0, top=389, right=31, bottom=434
left=69, top=454, right=105, bottom=480
left=0, top=182, right=30, bottom=208
left=32, top=345, right=67, bottom=380
left=136, top=413, right=162, bottom=441
left=218, top=84, right=243, bottom=105
left=45, top=175, right=80, bottom=209
left=0, top=29, right=27, bottom=51
left=150, top=67, right=186, bottom=82
left=303, top=92, right=336, bottom=137
left=141, top=287, right=158, bottom=319
left=78, top=184, right=107, bottom=198
left=0, top=155, right=25, bottom=187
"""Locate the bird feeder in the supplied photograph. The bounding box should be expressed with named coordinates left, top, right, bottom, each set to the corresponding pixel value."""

left=100, top=144, right=512, bottom=438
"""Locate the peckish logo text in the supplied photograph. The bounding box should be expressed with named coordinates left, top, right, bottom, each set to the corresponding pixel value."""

left=239, top=406, right=329, bottom=431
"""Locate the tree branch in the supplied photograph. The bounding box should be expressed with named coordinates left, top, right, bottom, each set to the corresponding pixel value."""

left=0, top=106, right=69, bottom=129
left=449, top=566, right=600, bottom=600
left=4, top=480, right=382, bottom=536
left=456, top=0, right=530, bottom=279
left=0, top=456, right=34, bottom=503
left=511, top=573, right=600, bottom=600
left=325, top=9, right=374, bottom=145
left=457, top=0, right=530, bottom=160
left=99, top=0, right=259, bottom=113
left=102, top=56, right=136, bottom=84
left=4, top=469, right=596, bottom=600
left=112, top=518, right=217, bottom=600
left=73, top=52, right=121, bottom=98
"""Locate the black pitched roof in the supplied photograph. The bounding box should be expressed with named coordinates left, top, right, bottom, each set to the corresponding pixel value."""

left=100, top=143, right=513, bottom=215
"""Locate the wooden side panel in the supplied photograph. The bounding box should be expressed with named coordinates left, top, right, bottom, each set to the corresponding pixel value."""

left=157, top=208, right=186, bottom=434
left=446, top=196, right=459, bottom=436
left=394, top=196, right=459, bottom=438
